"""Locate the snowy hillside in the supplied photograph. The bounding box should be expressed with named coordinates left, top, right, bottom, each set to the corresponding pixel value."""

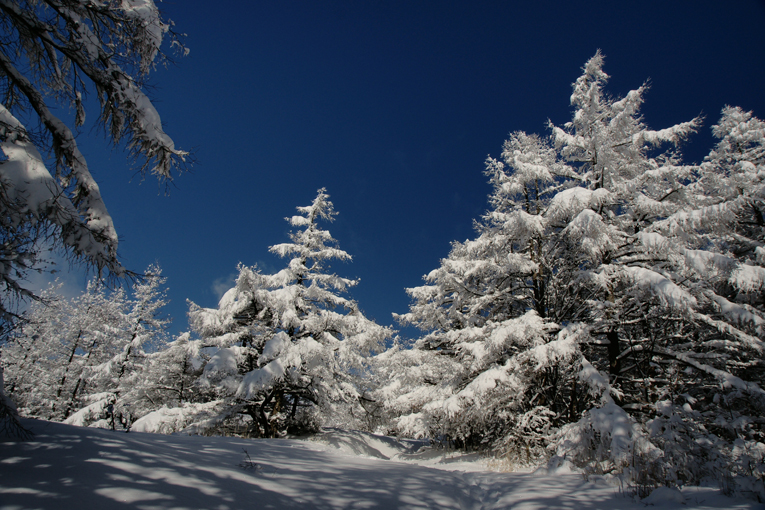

left=1, top=420, right=760, bottom=510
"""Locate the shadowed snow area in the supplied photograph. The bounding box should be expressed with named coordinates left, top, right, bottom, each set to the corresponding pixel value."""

left=306, top=428, right=494, bottom=472
left=1, top=420, right=761, bottom=510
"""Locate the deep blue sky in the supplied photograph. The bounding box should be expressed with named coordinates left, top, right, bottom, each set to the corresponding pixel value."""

left=57, top=0, right=765, bottom=339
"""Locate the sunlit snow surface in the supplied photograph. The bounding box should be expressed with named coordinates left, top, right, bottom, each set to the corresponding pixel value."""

left=1, top=420, right=761, bottom=510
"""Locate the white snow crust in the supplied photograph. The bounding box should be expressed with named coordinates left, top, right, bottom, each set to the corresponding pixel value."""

left=0, top=419, right=758, bottom=510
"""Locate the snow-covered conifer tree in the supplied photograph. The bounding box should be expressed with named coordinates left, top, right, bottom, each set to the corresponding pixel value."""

left=2, top=280, right=128, bottom=421
left=67, top=265, right=171, bottom=429
left=184, top=189, right=392, bottom=437
left=50, top=281, right=129, bottom=422
left=699, top=106, right=765, bottom=263
left=179, top=264, right=273, bottom=434
left=386, top=53, right=764, bottom=498
left=128, top=331, right=217, bottom=436
left=546, top=55, right=763, bottom=495
left=384, top=133, right=577, bottom=455
left=133, top=332, right=204, bottom=409
left=544, top=50, right=701, bottom=389
left=0, top=285, right=73, bottom=420
left=2, top=266, right=173, bottom=429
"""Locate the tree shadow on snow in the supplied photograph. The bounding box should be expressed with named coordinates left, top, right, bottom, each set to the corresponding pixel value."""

left=0, top=419, right=670, bottom=510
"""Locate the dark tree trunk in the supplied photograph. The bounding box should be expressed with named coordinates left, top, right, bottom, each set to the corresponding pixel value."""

left=606, top=330, right=622, bottom=384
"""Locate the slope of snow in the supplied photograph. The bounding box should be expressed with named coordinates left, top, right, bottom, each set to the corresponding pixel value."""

left=305, top=428, right=515, bottom=473
left=1, top=419, right=761, bottom=510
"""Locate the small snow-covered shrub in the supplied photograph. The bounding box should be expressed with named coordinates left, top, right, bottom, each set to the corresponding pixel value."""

left=62, top=393, right=116, bottom=429
left=553, top=401, right=662, bottom=479
left=648, top=400, right=765, bottom=502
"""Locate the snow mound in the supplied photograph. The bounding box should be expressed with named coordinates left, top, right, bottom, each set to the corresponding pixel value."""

left=644, top=486, right=685, bottom=505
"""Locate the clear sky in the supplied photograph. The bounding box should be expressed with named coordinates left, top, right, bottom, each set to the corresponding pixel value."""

left=57, top=0, right=765, bottom=339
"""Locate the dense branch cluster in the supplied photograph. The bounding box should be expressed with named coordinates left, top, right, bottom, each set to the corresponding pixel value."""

left=0, top=0, right=186, bottom=323
left=2, top=265, right=170, bottom=429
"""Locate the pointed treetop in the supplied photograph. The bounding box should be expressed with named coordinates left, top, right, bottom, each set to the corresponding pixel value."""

left=270, top=188, right=351, bottom=265
left=570, top=50, right=609, bottom=111
left=289, top=188, right=337, bottom=227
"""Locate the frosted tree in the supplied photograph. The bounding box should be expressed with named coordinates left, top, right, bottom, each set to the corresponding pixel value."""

left=66, top=265, right=171, bottom=429
left=385, top=132, right=587, bottom=456
left=1, top=267, right=173, bottom=430
left=545, top=50, right=701, bottom=388
left=181, top=264, right=274, bottom=435
left=249, top=188, right=392, bottom=434
left=48, top=281, right=128, bottom=422
left=128, top=332, right=214, bottom=436
left=545, top=55, right=764, bottom=496
left=182, top=189, right=392, bottom=437
left=615, top=107, right=765, bottom=495
left=387, top=53, right=764, bottom=498
left=1, top=280, right=128, bottom=421
left=0, top=356, right=26, bottom=437
left=132, top=332, right=204, bottom=411
left=698, top=106, right=765, bottom=264
left=0, top=285, right=73, bottom=419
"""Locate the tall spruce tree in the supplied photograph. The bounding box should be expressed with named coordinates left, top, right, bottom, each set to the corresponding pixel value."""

left=186, top=189, right=392, bottom=437
left=549, top=55, right=764, bottom=494
left=383, top=53, right=764, bottom=497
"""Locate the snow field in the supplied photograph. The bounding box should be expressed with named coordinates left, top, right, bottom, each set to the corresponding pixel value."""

left=1, top=419, right=761, bottom=510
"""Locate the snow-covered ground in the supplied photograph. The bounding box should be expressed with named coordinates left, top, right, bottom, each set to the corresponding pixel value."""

left=1, top=419, right=761, bottom=510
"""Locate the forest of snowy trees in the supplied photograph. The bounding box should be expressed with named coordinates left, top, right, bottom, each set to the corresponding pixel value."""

left=0, top=4, right=762, bottom=500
